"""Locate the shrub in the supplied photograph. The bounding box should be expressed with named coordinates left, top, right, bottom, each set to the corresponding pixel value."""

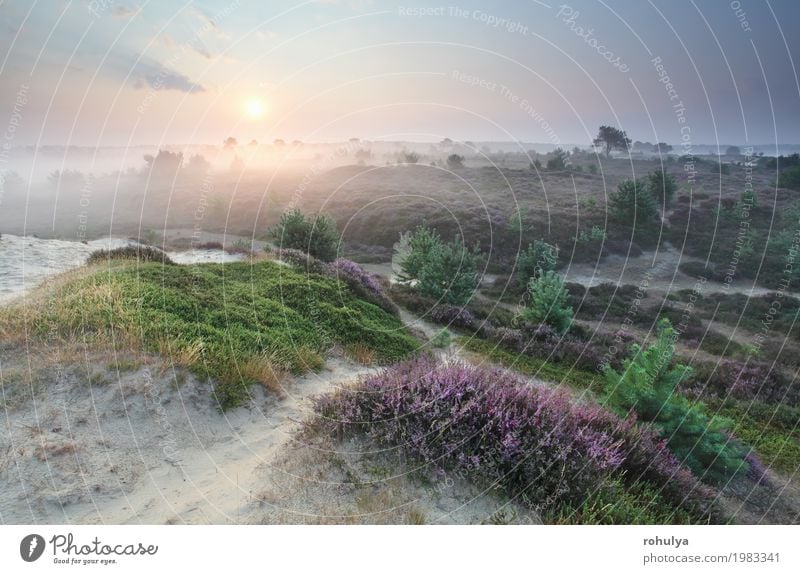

left=9, top=261, right=418, bottom=410
left=603, top=319, right=750, bottom=484
left=86, top=245, right=174, bottom=265
left=648, top=169, right=677, bottom=208
left=268, top=209, right=339, bottom=261
left=520, top=271, right=573, bottom=334
left=416, top=237, right=482, bottom=305
left=327, top=258, right=399, bottom=316
left=609, top=178, right=660, bottom=223
left=515, top=240, right=558, bottom=290
left=314, top=357, right=718, bottom=521
left=429, top=304, right=476, bottom=329
left=546, top=148, right=568, bottom=170
left=430, top=328, right=452, bottom=348
left=778, top=165, right=800, bottom=190
left=314, top=357, right=624, bottom=509
left=395, top=222, right=441, bottom=281
left=685, top=360, right=799, bottom=406
left=446, top=154, right=464, bottom=169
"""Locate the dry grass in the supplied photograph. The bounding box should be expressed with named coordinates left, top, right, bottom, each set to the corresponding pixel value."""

left=240, top=356, right=287, bottom=395
left=156, top=338, right=206, bottom=369
left=344, top=343, right=377, bottom=365
left=34, top=441, right=79, bottom=461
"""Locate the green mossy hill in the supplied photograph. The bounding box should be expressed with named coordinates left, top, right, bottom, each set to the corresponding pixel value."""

left=0, top=260, right=418, bottom=409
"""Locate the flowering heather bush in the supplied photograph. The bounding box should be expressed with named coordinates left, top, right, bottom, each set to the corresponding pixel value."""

left=277, top=251, right=397, bottom=315
left=686, top=360, right=798, bottom=406
left=328, top=258, right=398, bottom=316
left=315, top=356, right=622, bottom=508
left=429, top=304, right=476, bottom=329
left=313, top=357, right=719, bottom=520
left=486, top=323, right=607, bottom=373
left=274, top=248, right=329, bottom=275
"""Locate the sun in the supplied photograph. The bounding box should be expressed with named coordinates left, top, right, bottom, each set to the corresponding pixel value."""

left=245, top=98, right=266, bottom=119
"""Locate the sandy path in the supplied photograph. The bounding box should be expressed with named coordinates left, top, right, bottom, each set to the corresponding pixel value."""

left=0, top=358, right=378, bottom=524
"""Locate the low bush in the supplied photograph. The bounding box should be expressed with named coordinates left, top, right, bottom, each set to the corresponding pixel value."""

left=314, top=356, right=719, bottom=522
left=268, top=209, right=339, bottom=261
left=429, top=328, right=452, bottom=348
left=86, top=245, right=174, bottom=265
left=328, top=258, right=398, bottom=316
left=685, top=360, right=799, bottom=406
left=4, top=261, right=417, bottom=409
left=520, top=271, right=573, bottom=334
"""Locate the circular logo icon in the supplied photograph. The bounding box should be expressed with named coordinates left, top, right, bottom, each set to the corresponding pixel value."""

left=20, top=534, right=45, bottom=562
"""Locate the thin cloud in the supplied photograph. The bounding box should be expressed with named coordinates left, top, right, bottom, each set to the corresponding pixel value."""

left=131, top=58, right=205, bottom=93
left=111, top=5, right=135, bottom=19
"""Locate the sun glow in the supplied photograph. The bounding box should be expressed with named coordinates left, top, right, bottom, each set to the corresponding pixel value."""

left=245, top=98, right=266, bottom=119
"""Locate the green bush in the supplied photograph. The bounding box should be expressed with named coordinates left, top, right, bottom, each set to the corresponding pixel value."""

left=10, top=261, right=418, bottom=410
left=609, top=178, right=659, bottom=223
left=416, top=237, right=482, bottom=305
left=520, top=271, right=573, bottom=334
left=430, top=328, right=452, bottom=348
left=648, top=169, right=677, bottom=208
left=515, top=240, right=558, bottom=290
left=268, top=208, right=339, bottom=261
left=395, top=222, right=441, bottom=281
left=778, top=166, right=800, bottom=190
left=602, top=319, right=750, bottom=484
left=546, top=148, right=568, bottom=170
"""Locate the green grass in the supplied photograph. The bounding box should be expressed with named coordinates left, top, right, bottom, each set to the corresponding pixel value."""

left=545, top=478, right=700, bottom=525
left=707, top=399, right=800, bottom=475
left=462, top=337, right=602, bottom=393
left=0, top=260, right=418, bottom=409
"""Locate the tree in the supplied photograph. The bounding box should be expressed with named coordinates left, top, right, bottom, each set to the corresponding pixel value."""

left=725, top=146, right=741, bottom=157
left=593, top=125, right=631, bottom=158
left=417, top=237, right=481, bottom=305
left=396, top=223, right=442, bottom=281
left=516, top=240, right=558, bottom=290
left=402, top=151, right=420, bottom=164
left=142, top=150, right=183, bottom=180
left=223, top=137, right=237, bottom=149
left=777, top=166, right=800, bottom=191
left=602, top=319, right=750, bottom=483
left=520, top=271, right=573, bottom=334
left=354, top=148, right=372, bottom=164
left=446, top=154, right=464, bottom=169
left=609, top=178, right=659, bottom=223
left=546, top=148, right=568, bottom=170
left=506, top=207, right=534, bottom=235
left=269, top=209, right=339, bottom=261
left=647, top=168, right=677, bottom=208
left=656, top=142, right=673, bottom=154
left=186, top=154, right=211, bottom=174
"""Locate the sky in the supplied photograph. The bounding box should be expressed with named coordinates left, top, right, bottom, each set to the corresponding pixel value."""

left=0, top=0, right=799, bottom=148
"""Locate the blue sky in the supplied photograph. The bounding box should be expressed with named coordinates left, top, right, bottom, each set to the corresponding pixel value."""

left=1, top=0, right=798, bottom=147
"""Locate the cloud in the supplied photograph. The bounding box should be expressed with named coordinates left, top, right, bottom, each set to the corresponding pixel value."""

left=131, top=58, right=205, bottom=93
left=112, top=5, right=135, bottom=19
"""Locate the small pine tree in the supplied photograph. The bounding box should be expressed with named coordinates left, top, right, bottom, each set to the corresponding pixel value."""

left=516, top=240, right=558, bottom=290
left=609, top=178, right=660, bottom=223
left=269, top=209, right=339, bottom=261
left=647, top=169, right=677, bottom=208
left=602, top=319, right=750, bottom=484
left=417, top=237, right=481, bottom=305
left=396, top=222, right=442, bottom=281
left=520, top=271, right=573, bottom=334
